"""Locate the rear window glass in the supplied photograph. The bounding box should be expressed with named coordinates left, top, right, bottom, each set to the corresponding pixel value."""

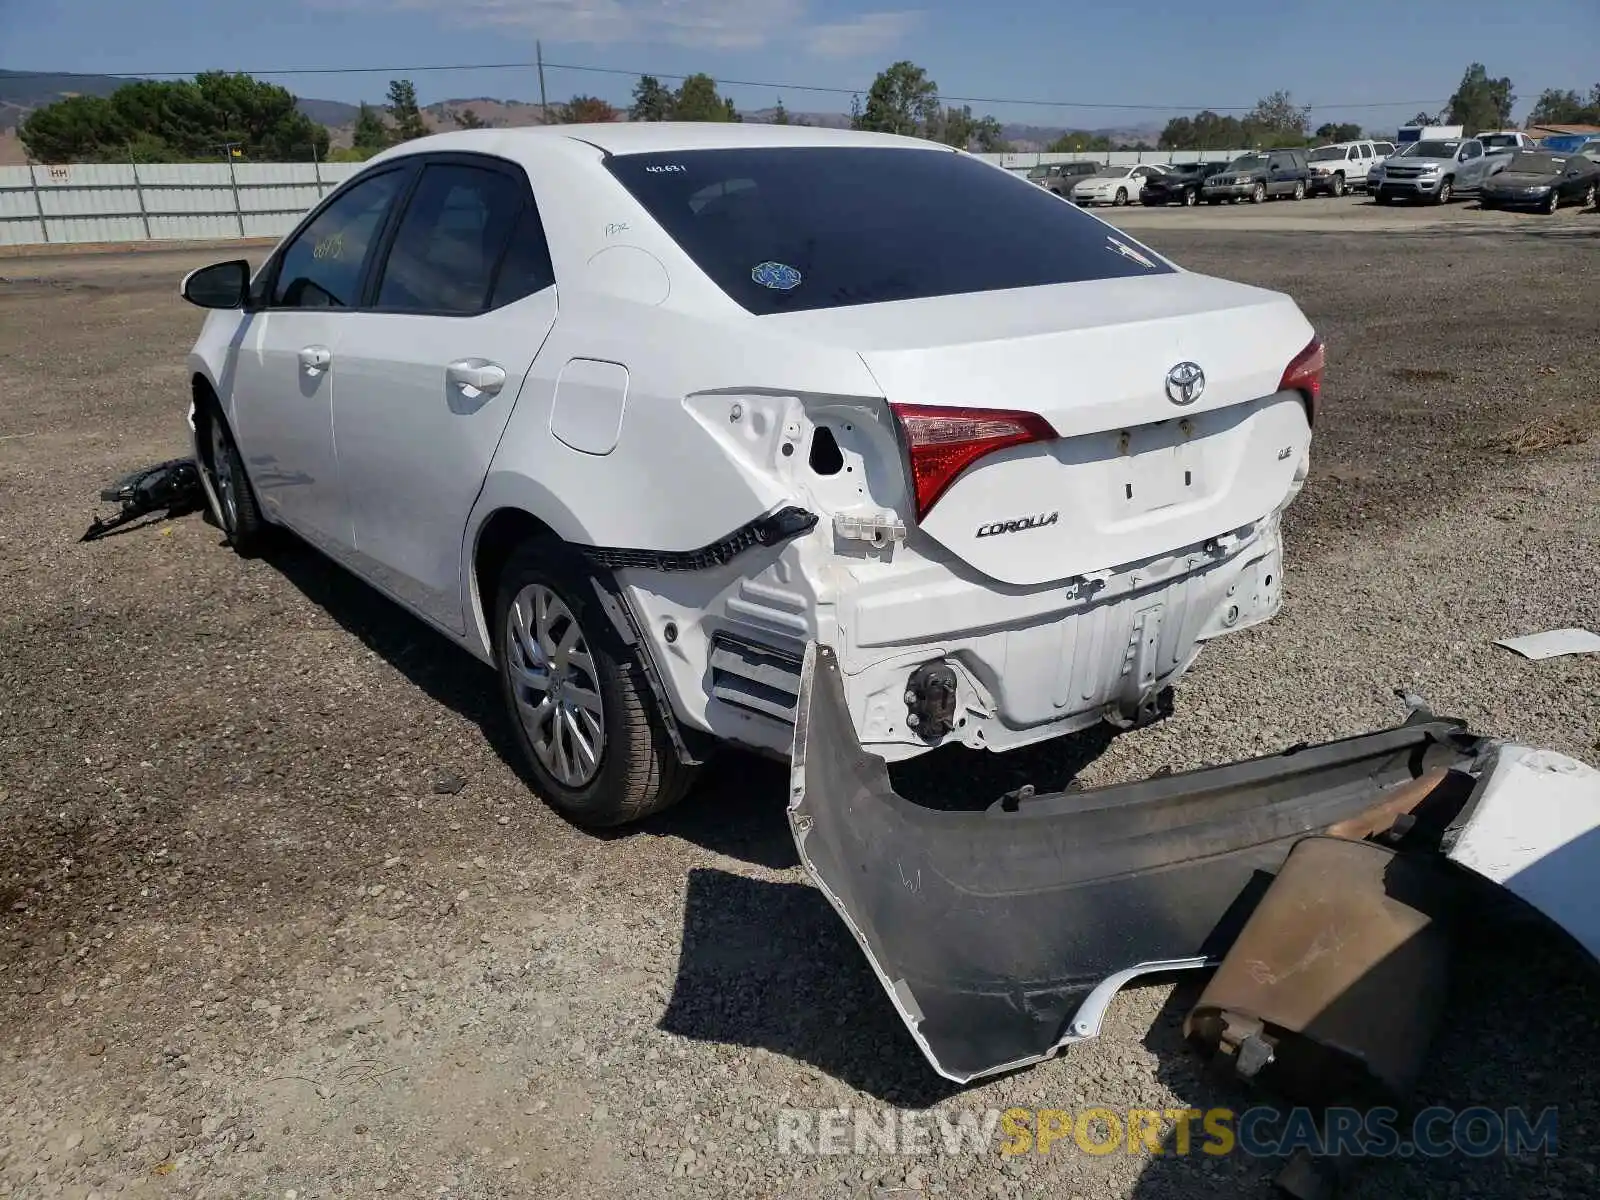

left=604, top=147, right=1172, bottom=315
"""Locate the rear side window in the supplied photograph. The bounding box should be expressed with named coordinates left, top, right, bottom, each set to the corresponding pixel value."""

left=271, top=169, right=405, bottom=308
left=605, top=147, right=1172, bottom=315
left=375, top=163, right=527, bottom=314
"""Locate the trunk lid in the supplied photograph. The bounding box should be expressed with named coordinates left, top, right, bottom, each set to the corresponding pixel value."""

left=771, top=270, right=1317, bottom=587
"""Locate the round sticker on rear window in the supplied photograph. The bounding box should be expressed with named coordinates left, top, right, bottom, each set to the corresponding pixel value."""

left=751, top=261, right=802, bottom=291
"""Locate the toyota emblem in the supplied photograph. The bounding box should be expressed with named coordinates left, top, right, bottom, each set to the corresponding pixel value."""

left=1165, top=361, right=1206, bottom=406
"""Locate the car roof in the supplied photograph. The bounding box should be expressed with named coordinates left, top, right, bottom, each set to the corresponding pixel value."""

left=364, top=121, right=945, bottom=163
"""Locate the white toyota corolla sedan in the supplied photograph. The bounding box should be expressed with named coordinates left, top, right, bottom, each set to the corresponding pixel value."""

left=179, top=122, right=1323, bottom=827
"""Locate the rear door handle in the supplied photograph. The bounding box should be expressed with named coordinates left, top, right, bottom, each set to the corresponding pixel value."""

left=447, top=359, right=506, bottom=396
left=299, top=345, right=332, bottom=375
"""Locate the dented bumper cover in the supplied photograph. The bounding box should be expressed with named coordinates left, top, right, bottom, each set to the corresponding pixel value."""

left=788, top=642, right=1600, bottom=1084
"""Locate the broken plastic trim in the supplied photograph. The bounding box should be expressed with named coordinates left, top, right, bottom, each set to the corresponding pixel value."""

left=81, top=458, right=204, bottom=542
left=578, top=506, right=818, bottom=572
left=787, top=641, right=1492, bottom=1084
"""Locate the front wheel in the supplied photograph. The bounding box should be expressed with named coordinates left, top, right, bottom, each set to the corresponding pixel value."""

left=1543, top=189, right=1559, bottom=215
left=1183, top=188, right=1198, bottom=207
left=494, top=543, right=695, bottom=827
left=1114, top=188, right=1129, bottom=207
left=1436, top=178, right=1453, bottom=205
left=1251, top=182, right=1267, bottom=204
left=1331, top=174, right=1346, bottom=197
left=204, top=409, right=266, bottom=555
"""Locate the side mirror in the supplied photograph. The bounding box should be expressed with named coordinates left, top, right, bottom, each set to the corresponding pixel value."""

left=181, top=260, right=250, bottom=309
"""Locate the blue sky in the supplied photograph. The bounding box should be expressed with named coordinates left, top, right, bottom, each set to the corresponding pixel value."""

left=2, top=0, right=1596, bottom=132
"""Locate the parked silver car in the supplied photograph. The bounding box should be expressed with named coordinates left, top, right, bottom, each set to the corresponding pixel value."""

left=1371, top=137, right=1498, bottom=204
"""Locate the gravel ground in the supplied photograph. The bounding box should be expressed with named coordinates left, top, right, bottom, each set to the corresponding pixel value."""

left=1, top=219, right=1598, bottom=1200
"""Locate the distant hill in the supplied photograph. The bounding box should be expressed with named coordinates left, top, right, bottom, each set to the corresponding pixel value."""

left=0, top=68, right=1161, bottom=157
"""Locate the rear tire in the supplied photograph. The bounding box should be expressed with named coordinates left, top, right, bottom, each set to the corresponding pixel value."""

left=1374, top=191, right=1391, bottom=205
left=204, top=408, right=266, bottom=556
left=1292, top=180, right=1306, bottom=200
left=1183, top=189, right=1198, bottom=206
left=493, top=540, right=695, bottom=828
left=1583, top=183, right=1596, bottom=209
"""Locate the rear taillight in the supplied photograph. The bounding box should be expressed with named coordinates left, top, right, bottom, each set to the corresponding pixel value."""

left=889, top=404, right=1057, bottom=521
left=1279, top=335, right=1325, bottom=422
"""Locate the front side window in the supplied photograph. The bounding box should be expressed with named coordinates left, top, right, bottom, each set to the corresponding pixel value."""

left=374, top=163, right=528, bottom=314
left=604, top=147, right=1172, bottom=316
left=271, top=169, right=406, bottom=309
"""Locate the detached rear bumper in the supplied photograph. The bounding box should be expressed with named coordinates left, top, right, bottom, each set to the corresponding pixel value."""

left=788, top=642, right=1600, bottom=1084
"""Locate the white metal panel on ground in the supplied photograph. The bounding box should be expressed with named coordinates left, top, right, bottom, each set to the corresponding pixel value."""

left=319, top=163, right=364, bottom=183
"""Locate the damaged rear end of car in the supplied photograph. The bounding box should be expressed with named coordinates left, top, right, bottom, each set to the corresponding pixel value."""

left=598, top=142, right=1327, bottom=768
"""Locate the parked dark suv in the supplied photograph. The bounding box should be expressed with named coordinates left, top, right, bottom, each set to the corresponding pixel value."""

left=1201, top=148, right=1311, bottom=204
left=1141, top=161, right=1230, bottom=206
left=1026, top=160, right=1100, bottom=196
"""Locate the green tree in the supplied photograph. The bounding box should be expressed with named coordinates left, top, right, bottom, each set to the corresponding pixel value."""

left=19, top=72, right=328, bottom=163
left=630, top=75, right=675, bottom=121
left=1050, top=131, right=1112, bottom=153
left=353, top=102, right=391, bottom=151
left=930, top=105, right=1007, bottom=151
left=1242, top=90, right=1310, bottom=146
left=385, top=79, right=429, bottom=142
left=562, top=95, right=620, bottom=123
left=724, top=97, right=741, bottom=122
left=856, top=60, right=940, bottom=137
left=1445, top=64, right=1515, bottom=134
left=1410, top=110, right=1439, bottom=125
left=772, top=98, right=790, bottom=125
left=1159, top=111, right=1246, bottom=150
left=1314, top=121, right=1363, bottom=142
left=672, top=74, right=732, bottom=122
left=1527, top=85, right=1600, bottom=126
left=452, top=107, right=487, bottom=130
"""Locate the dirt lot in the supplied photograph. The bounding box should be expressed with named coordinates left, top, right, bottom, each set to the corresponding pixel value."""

left=2, top=214, right=1599, bottom=1200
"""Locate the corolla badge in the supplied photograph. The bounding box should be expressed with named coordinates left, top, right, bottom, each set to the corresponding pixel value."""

left=751, top=261, right=803, bottom=291
left=1165, top=361, right=1206, bottom=406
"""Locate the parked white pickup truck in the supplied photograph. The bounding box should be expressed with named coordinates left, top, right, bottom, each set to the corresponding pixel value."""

left=1306, top=140, right=1388, bottom=196
left=1479, top=130, right=1538, bottom=156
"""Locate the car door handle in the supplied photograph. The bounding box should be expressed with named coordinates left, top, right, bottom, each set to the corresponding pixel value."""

left=446, top=359, right=506, bottom=396
left=298, top=345, right=332, bottom=374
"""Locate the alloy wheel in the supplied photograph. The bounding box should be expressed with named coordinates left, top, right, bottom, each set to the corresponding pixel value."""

left=209, top=418, right=239, bottom=533
left=505, top=583, right=606, bottom=788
